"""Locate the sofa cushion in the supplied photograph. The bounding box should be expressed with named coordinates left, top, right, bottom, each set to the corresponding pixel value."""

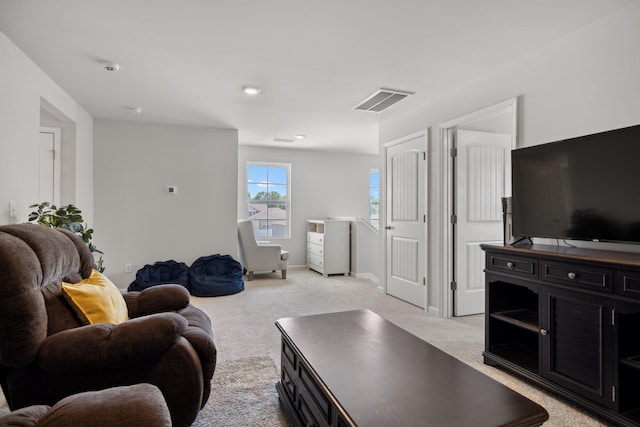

left=62, top=270, right=128, bottom=325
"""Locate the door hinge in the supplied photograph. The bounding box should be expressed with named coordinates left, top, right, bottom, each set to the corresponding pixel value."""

left=424, top=214, right=426, bottom=223
left=451, top=281, right=457, bottom=291
left=423, top=277, right=426, bottom=287
left=50, top=149, right=56, bottom=160
left=612, top=309, right=616, bottom=326
left=451, top=147, right=457, bottom=157
left=612, top=385, right=616, bottom=402
left=451, top=214, right=457, bottom=224
left=423, top=152, right=427, bottom=161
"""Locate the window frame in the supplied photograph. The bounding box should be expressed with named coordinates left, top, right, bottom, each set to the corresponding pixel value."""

left=246, top=161, right=291, bottom=239
left=370, top=168, right=380, bottom=230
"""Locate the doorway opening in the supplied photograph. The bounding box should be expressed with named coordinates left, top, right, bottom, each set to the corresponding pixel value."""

left=40, top=97, right=77, bottom=205
left=439, top=98, right=518, bottom=317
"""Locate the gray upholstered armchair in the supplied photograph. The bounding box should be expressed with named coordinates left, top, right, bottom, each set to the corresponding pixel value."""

left=237, top=220, right=289, bottom=280
left=0, top=224, right=216, bottom=427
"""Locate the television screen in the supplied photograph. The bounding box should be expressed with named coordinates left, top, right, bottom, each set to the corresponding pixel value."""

left=512, top=124, right=640, bottom=244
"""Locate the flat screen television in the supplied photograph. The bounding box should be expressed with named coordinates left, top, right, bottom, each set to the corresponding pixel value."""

left=511, top=124, right=640, bottom=244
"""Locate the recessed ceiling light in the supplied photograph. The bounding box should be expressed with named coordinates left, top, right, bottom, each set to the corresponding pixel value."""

left=128, top=106, right=143, bottom=114
left=242, top=86, right=261, bottom=95
left=294, top=134, right=306, bottom=139
left=103, top=62, right=120, bottom=72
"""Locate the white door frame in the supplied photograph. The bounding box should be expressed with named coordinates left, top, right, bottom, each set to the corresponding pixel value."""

left=438, top=98, right=518, bottom=318
left=382, top=129, right=428, bottom=309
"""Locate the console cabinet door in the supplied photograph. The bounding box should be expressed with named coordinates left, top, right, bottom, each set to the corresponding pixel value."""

left=540, top=286, right=615, bottom=409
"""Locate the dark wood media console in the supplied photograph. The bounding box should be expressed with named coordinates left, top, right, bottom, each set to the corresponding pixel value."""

left=482, top=243, right=640, bottom=426
left=276, top=309, right=548, bottom=427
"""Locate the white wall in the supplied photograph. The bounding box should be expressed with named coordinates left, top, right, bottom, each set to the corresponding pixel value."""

left=94, top=120, right=238, bottom=288
left=379, top=2, right=640, bottom=314
left=0, top=30, right=93, bottom=224
left=238, top=145, right=379, bottom=271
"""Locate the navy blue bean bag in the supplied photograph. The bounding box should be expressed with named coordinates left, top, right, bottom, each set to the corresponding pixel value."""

left=128, top=260, right=191, bottom=292
left=189, top=254, right=244, bottom=297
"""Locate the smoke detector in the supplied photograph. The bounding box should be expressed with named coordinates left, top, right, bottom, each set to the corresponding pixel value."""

left=103, top=62, right=120, bottom=72
left=354, top=88, right=414, bottom=112
left=128, top=106, right=143, bottom=114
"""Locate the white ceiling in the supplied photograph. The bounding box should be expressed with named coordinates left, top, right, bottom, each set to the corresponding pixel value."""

left=0, top=0, right=633, bottom=154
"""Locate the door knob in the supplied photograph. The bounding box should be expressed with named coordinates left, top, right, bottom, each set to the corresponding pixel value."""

left=385, top=226, right=392, bottom=230
left=540, top=329, right=548, bottom=336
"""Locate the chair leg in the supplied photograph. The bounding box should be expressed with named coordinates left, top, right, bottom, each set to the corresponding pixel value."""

left=281, top=269, right=286, bottom=279
left=247, top=271, right=254, bottom=281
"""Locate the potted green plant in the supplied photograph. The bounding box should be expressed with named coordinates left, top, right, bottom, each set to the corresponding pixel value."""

left=28, top=202, right=105, bottom=272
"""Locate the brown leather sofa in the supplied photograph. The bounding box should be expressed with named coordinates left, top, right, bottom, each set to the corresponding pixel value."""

left=0, top=224, right=217, bottom=427
left=0, top=384, right=172, bottom=426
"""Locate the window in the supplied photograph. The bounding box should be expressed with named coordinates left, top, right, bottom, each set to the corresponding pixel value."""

left=246, top=162, right=290, bottom=238
left=370, top=169, right=380, bottom=229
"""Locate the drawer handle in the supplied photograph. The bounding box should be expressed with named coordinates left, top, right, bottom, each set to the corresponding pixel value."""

left=567, top=271, right=576, bottom=280
left=506, top=261, right=514, bottom=269
left=540, top=328, right=548, bottom=336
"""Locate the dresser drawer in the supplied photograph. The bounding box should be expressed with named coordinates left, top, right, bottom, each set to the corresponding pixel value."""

left=542, top=260, right=613, bottom=293
left=307, top=232, right=325, bottom=245
left=308, top=253, right=324, bottom=270
left=307, top=242, right=324, bottom=257
left=486, top=252, right=538, bottom=279
left=617, top=269, right=640, bottom=299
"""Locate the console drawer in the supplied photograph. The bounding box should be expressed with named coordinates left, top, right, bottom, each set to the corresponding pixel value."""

left=282, top=337, right=297, bottom=368
left=281, top=361, right=297, bottom=403
left=299, top=362, right=332, bottom=425
left=542, top=260, right=613, bottom=292
left=617, top=269, right=640, bottom=300
left=486, top=252, right=538, bottom=279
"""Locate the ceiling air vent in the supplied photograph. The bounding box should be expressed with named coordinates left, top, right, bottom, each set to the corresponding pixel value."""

left=354, top=88, right=414, bottom=113
left=274, top=137, right=295, bottom=143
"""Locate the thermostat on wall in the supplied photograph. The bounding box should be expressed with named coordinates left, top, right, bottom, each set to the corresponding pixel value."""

left=167, top=186, right=178, bottom=195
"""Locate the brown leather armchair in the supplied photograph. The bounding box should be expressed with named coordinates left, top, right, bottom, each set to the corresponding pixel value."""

left=0, top=224, right=217, bottom=427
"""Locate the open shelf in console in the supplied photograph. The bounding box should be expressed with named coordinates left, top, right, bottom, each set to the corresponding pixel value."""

left=487, top=280, right=540, bottom=373
left=490, top=309, right=538, bottom=333
left=617, top=311, right=640, bottom=420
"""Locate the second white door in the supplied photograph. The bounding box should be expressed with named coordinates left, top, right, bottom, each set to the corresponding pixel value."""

left=385, top=134, right=427, bottom=308
left=454, top=130, right=512, bottom=316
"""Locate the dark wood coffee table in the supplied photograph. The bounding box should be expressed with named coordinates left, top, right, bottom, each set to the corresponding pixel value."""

left=276, top=309, right=548, bottom=427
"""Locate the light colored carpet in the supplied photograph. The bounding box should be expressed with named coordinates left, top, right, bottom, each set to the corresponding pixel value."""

left=191, top=356, right=288, bottom=427
left=0, top=268, right=612, bottom=426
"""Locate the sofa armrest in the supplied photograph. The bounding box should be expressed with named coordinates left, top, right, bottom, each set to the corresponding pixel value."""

left=123, top=284, right=190, bottom=318
left=0, top=405, right=50, bottom=426
left=37, top=313, right=187, bottom=373
left=40, top=384, right=171, bottom=427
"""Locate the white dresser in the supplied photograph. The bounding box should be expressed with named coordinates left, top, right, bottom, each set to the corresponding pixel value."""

left=306, top=219, right=350, bottom=277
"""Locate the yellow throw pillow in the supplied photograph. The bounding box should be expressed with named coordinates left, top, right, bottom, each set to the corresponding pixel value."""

left=62, top=270, right=129, bottom=325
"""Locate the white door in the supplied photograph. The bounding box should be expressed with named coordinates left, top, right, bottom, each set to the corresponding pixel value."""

left=385, top=134, right=427, bottom=308
left=39, top=127, right=61, bottom=205
left=454, top=130, right=512, bottom=316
